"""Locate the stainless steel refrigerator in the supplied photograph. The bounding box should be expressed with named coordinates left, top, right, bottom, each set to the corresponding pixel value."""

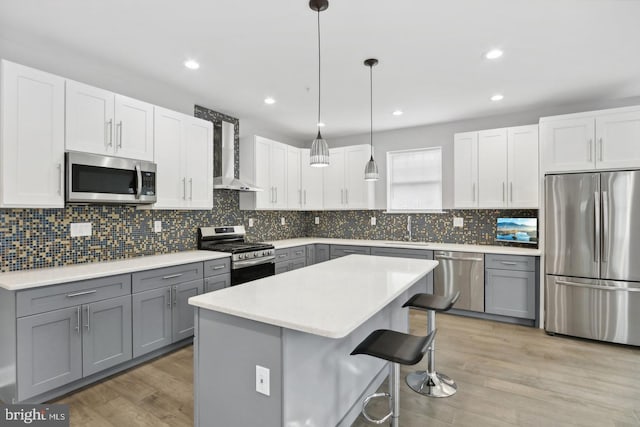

left=545, top=170, right=640, bottom=346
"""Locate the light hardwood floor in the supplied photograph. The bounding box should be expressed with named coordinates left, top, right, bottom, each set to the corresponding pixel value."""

left=54, top=313, right=640, bottom=426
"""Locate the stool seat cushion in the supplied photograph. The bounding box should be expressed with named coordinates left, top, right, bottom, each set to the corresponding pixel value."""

left=351, top=329, right=436, bottom=366
left=402, top=291, right=460, bottom=312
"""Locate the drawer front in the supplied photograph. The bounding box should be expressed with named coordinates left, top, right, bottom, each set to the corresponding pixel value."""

left=485, top=254, right=536, bottom=272
left=275, top=261, right=290, bottom=275
left=275, top=248, right=290, bottom=263
left=290, top=258, right=306, bottom=272
left=204, top=258, right=231, bottom=277
left=132, top=262, right=203, bottom=293
left=370, top=247, right=433, bottom=259
left=289, top=246, right=306, bottom=261
left=17, top=274, right=131, bottom=317
left=330, top=245, right=371, bottom=258
left=204, top=274, right=230, bottom=293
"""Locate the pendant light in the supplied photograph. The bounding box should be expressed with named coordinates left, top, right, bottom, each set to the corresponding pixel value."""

left=364, top=58, right=380, bottom=181
left=309, top=0, right=330, bottom=167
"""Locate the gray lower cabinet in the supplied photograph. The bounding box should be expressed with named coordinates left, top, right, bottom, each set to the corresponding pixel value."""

left=173, top=280, right=204, bottom=342
left=17, top=306, right=82, bottom=401
left=275, top=246, right=306, bottom=274
left=204, top=274, right=230, bottom=293
left=306, top=245, right=316, bottom=266
left=315, top=244, right=330, bottom=264
left=330, top=244, right=371, bottom=259
left=275, top=262, right=290, bottom=275
left=370, top=247, right=434, bottom=293
left=485, top=254, right=537, bottom=320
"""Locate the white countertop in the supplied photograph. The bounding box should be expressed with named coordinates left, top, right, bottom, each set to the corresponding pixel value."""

left=0, top=251, right=230, bottom=291
left=266, top=237, right=541, bottom=256
left=189, top=255, right=438, bottom=339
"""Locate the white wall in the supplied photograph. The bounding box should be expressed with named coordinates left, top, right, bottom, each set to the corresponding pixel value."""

left=330, top=96, right=640, bottom=209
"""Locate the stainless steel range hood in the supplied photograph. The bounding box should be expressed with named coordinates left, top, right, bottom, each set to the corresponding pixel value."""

left=213, top=121, right=261, bottom=191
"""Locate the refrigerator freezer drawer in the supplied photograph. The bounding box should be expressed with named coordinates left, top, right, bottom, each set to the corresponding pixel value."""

left=545, top=275, right=640, bottom=346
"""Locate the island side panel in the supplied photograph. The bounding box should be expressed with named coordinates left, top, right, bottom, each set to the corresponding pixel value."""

left=0, top=288, right=17, bottom=403
left=195, top=308, right=283, bottom=427
left=282, top=276, right=427, bottom=426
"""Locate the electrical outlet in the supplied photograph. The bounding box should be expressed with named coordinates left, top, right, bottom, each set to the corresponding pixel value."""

left=314, top=217, right=320, bottom=225
left=453, top=217, right=464, bottom=228
left=248, top=218, right=254, bottom=227
left=371, top=217, right=376, bottom=226
left=153, top=221, right=162, bottom=233
left=70, top=222, right=92, bottom=237
left=280, top=217, right=286, bottom=226
left=256, top=365, right=270, bottom=396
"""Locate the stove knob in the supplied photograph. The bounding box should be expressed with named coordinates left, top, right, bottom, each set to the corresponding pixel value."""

left=239, top=254, right=245, bottom=260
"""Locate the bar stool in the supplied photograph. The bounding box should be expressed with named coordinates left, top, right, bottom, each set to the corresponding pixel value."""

left=351, top=329, right=436, bottom=427
left=402, top=291, right=460, bottom=397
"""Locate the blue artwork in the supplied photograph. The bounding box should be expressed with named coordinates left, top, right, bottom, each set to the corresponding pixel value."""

left=496, top=218, right=537, bottom=244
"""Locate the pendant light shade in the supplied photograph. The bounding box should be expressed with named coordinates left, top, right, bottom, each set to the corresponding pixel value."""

left=364, top=58, right=380, bottom=181
left=309, top=0, right=330, bottom=167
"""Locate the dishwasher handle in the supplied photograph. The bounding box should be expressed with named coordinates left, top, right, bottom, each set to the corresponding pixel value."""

left=435, top=255, right=483, bottom=262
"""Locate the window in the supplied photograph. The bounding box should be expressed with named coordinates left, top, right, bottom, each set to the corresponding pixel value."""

left=386, top=147, right=442, bottom=212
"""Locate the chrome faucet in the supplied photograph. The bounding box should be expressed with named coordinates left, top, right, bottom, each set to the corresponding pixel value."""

left=407, top=215, right=412, bottom=241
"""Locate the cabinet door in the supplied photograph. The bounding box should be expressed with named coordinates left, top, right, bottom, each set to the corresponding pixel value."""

left=65, top=80, right=115, bottom=155
left=204, top=274, right=230, bottom=293
left=172, top=279, right=203, bottom=342
left=315, top=244, right=330, bottom=264
left=1, top=60, right=65, bottom=208
left=153, top=107, right=186, bottom=208
left=507, top=125, right=539, bottom=208
left=114, top=94, right=154, bottom=161
left=254, top=136, right=272, bottom=209
left=290, top=258, right=306, bottom=271
left=185, top=117, right=214, bottom=209
left=478, top=128, right=508, bottom=208
left=286, top=146, right=302, bottom=210
left=17, top=306, right=82, bottom=400
left=270, top=141, right=288, bottom=209
left=540, top=117, right=595, bottom=173
left=485, top=269, right=535, bottom=319
left=132, top=287, right=172, bottom=357
left=595, top=111, right=640, bottom=170
left=300, top=149, right=324, bottom=210
left=344, top=145, right=372, bottom=209
left=275, top=262, right=290, bottom=275
left=82, top=295, right=132, bottom=377
left=305, top=244, right=316, bottom=266
left=454, top=132, right=479, bottom=208
left=323, top=148, right=345, bottom=209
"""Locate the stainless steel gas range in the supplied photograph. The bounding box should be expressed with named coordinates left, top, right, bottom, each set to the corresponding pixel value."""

left=198, top=226, right=275, bottom=286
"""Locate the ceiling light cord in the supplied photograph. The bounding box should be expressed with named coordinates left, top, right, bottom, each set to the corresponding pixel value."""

left=370, top=64, right=373, bottom=159
left=317, top=9, right=321, bottom=131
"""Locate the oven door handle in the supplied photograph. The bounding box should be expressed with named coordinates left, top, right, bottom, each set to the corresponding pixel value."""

left=135, top=164, right=143, bottom=199
left=232, top=256, right=276, bottom=269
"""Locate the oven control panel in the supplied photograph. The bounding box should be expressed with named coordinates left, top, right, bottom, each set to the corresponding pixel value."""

left=233, top=249, right=275, bottom=262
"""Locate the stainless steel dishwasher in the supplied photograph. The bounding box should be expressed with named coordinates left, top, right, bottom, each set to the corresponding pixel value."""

left=433, top=251, right=484, bottom=312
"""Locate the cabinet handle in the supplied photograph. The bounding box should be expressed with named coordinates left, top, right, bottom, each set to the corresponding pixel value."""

left=67, top=289, right=97, bottom=298
left=84, top=306, right=90, bottom=332
left=76, top=307, right=80, bottom=334
left=117, top=121, right=123, bottom=149
left=183, top=177, right=187, bottom=200
left=173, top=286, right=177, bottom=306
left=343, top=250, right=358, bottom=254
left=189, top=178, right=193, bottom=200
left=502, top=182, right=506, bottom=202
left=341, top=189, right=344, bottom=204
left=588, top=139, right=593, bottom=162
left=213, top=265, right=225, bottom=270
left=57, top=163, right=63, bottom=195
left=598, top=137, right=603, bottom=161
left=167, top=288, right=172, bottom=307
left=472, top=183, right=476, bottom=202
left=106, top=119, right=113, bottom=148
left=295, top=251, right=303, bottom=255
left=500, top=261, right=518, bottom=266
left=304, top=190, right=307, bottom=205
left=278, top=254, right=287, bottom=258
left=162, top=273, right=183, bottom=280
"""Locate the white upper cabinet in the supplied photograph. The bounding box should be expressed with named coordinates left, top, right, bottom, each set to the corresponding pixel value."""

left=239, top=136, right=288, bottom=210
left=286, top=146, right=302, bottom=210
left=507, top=125, right=539, bottom=207
left=478, top=128, right=508, bottom=208
left=153, top=107, right=213, bottom=210
left=540, top=106, right=640, bottom=173
left=300, top=149, right=324, bottom=210
left=454, top=125, right=539, bottom=209
left=453, top=132, right=479, bottom=208
left=66, top=80, right=154, bottom=161
left=323, top=145, right=374, bottom=210
left=0, top=60, right=65, bottom=208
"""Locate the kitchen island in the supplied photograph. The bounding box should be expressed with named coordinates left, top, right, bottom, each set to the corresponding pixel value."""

left=188, top=254, right=438, bottom=427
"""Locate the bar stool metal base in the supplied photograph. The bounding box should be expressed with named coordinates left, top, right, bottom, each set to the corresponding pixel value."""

left=406, top=370, right=457, bottom=397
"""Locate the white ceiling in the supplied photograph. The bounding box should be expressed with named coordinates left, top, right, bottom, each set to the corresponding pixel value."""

left=1, top=0, right=640, bottom=141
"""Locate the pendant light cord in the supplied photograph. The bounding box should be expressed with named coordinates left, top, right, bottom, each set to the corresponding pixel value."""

left=369, top=64, right=374, bottom=159
left=317, top=9, right=321, bottom=131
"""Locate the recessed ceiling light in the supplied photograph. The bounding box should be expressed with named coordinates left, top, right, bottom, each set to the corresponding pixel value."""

left=184, top=59, right=200, bottom=70
left=491, top=94, right=504, bottom=101
left=317, top=122, right=325, bottom=127
left=485, top=49, right=504, bottom=60
left=392, top=110, right=403, bottom=116
left=264, top=97, right=276, bottom=105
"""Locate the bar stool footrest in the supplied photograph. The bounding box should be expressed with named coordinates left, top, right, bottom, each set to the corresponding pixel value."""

left=362, top=392, right=392, bottom=424
left=406, top=370, right=457, bottom=397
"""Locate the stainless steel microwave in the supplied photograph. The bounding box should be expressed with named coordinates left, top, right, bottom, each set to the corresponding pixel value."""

left=66, top=152, right=157, bottom=204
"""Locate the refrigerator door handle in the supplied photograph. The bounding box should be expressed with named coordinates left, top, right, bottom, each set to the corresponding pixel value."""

left=594, top=191, right=600, bottom=264
left=602, top=191, right=608, bottom=263
left=556, top=280, right=640, bottom=293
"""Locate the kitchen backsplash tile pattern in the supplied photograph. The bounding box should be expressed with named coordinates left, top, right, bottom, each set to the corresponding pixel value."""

left=0, top=103, right=537, bottom=272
